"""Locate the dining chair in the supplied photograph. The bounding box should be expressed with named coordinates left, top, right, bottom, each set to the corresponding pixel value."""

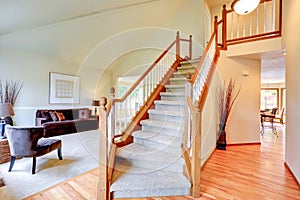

left=274, top=108, right=285, bottom=124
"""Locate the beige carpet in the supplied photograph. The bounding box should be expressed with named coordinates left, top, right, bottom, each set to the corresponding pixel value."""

left=0, top=129, right=99, bottom=200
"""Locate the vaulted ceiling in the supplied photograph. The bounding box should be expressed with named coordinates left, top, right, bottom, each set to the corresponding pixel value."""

left=0, top=0, right=162, bottom=36
left=0, top=0, right=285, bottom=83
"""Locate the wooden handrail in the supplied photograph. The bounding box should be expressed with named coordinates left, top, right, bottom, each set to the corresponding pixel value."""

left=186, top=96, right=194, bottom=112
left=189, top=31, right=216, bottom=84
left=227, top=30, right=281, bottom=43
left=115, top=40, right=176, bottom=103
left=199, top=54, right=219, bottom=112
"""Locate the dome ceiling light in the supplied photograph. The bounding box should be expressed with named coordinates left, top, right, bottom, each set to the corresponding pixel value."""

left=231, top=0, right=260, bottom=15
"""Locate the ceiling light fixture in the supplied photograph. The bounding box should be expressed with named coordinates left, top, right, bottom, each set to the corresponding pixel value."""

left=231, top=0, right=260, bottom=15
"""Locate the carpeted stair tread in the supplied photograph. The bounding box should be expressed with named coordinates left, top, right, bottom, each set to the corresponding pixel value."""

left=148, top=109, right=184, bottom=117
left=160, top=92, right=185, bottom=97
left=115, top=154, right=184, bottom=173
left=165, top=84, right=185, bottom=89
left=115, top=142, right=182, bottom=161
left=140, top=119, right=184, bottom=130
left=133, top=130, right=182, bottom=147
left=115, top=142, right=184, bottom=172
left=174, top=71, right=194, bottom=77
left=110, top=167, right=191, bottom=198
left=169, top=77, right=188, bottom=81
left=180, top=57, right=201, bottom=65
left=154, top=100, right=185, bottom=106
left=178, top=65, right=196, bottom=70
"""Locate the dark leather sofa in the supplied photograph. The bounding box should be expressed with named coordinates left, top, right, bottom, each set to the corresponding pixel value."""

left=35, top=108, right=98, bottom=137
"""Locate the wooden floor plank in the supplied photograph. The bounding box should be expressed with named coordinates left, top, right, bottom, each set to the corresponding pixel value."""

left=24, top=125, right=300, bottom=200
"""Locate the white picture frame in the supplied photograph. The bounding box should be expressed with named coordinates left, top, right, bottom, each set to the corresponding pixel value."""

left=49, top=72, right=80, bottom=104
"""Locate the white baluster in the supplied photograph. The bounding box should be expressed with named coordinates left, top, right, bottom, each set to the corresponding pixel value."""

left=264, top=1, right=266, bottom=33
left=237, top=15, right=240, bottom=38
left=231, top=12, right=234, bottom=39
left=154, top=65, right=157, bottom=87
left=250, top=15, right=253, bottom=36
left=256, top=6, right=259, bottom=34
left=243, top=15, right=246, bottom=37
left=272, top=0, right=275, bottom=31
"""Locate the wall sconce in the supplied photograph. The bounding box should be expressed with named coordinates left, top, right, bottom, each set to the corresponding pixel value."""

left=231, top=0, right=260, bottom=15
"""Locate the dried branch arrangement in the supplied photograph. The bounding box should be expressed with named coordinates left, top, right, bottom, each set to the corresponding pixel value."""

left=217, top=78, right=240, bottom=134
left=0, top=79, right=23, bottom=106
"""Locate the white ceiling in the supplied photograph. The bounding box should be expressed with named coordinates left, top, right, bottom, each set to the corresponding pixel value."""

left=206, top=0, right=233, bottom=8
left=0, top=0, right=161, bottom=36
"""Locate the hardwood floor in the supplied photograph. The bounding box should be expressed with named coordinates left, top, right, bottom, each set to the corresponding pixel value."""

left=25, top=125, right=300, bottom=200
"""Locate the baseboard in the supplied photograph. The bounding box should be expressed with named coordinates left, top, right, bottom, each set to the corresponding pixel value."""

left=284, top=162, right=300, bottom=189
left=201, top=148, right=216, bottom=169
left=227, top=142, right=261, bottom=146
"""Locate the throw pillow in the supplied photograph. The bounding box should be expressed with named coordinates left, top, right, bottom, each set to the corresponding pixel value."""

left=41, top=111, right=52, bottom=121
left=49, top=111, right=59, bottom=121
left=56, top=112, right=65, bottom=121
left=78, top=109, right=89, bottom=119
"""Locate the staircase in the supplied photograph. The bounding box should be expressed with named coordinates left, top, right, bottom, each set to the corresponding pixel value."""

left=110, top=59, right=200, bottom=198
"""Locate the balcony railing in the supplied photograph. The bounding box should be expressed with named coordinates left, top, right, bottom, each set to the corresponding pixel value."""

left=216, top=0, right=282, bottom=49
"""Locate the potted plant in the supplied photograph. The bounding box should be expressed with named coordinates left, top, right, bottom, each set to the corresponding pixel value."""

left=217, top=78, right=240, bottom=150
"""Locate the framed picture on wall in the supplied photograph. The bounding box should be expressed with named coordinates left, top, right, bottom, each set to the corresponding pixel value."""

left=49, top=72, right=80, bottom=104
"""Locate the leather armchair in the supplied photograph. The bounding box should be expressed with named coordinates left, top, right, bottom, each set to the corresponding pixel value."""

left=5, top=125, right=62, bottom=174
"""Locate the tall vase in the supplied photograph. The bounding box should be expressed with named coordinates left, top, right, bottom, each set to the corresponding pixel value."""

left=216, top=129, right=227, bottom=150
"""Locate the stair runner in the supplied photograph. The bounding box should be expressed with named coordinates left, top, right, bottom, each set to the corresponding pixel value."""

left=110, top=58, right=200, bottom=198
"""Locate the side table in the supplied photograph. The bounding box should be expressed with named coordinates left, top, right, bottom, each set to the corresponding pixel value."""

left=0, top=139, right=11, bottom=164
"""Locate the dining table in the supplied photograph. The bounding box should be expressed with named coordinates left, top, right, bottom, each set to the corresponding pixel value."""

left=260, top=111, right=278, bottom=136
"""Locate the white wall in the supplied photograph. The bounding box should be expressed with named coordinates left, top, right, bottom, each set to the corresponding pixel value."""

left=0, top=47, right=92, bottom=126
left=217, top=51, right=261, bottom=144
left=285, top=0, right=300, bottom=185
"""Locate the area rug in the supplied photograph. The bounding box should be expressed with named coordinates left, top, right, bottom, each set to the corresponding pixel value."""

left=0, top=129, right=99, bottom=200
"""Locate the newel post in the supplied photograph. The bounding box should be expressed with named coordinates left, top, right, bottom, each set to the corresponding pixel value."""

left=176, top=31, right=181, bottom=60
left=191, top=100, right=201, bottom=198
left=97, top=97, right=109, bottom=200
left=189, top=35, right=193, bottom=60
left=222, top=4, right=228, bottom=50
left=214, top=16, right=220, bottom=57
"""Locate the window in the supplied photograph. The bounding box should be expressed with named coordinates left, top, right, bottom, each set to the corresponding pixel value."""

left=260, top=89, right=279, bottom=110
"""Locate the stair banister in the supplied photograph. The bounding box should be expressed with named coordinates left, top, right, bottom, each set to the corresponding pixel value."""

left=182, top=16, right=219, bottom=198
left=98, top=31, right=193, bottom=200
left=110, top=31, right=193, bottom=143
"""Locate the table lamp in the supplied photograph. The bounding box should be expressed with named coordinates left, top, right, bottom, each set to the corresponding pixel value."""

left=92, top=100, right=100, bottom=116
left=0, top=103, right=15, bottom=139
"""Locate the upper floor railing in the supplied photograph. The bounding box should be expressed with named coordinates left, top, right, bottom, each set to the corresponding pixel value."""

left=216, top=0, right=282, bottom=49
